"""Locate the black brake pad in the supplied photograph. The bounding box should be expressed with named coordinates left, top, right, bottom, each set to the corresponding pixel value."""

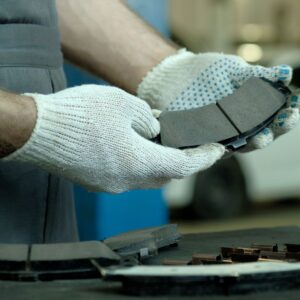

left=30, top=241, right=120, bottom=271
left=158, top=77, right=291, bottom=150
left=104, top=224, right=181, bottom=259
left=0, top=241, right=120, bottom=281
left=0, top=244, right=28, bottom=271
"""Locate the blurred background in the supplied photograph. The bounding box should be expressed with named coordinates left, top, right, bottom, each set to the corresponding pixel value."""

left=65, top=0, right=300, bottom=240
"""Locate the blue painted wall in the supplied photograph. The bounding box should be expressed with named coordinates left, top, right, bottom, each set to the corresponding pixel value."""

left=127, top=0, right=170, bottom=36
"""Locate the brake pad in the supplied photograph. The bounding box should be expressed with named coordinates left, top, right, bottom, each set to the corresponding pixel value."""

left=104, top=224, right=181, bottom=259
left=158, top=77, right=291, bottom=150
left=30, top=241, right=120, bottom=271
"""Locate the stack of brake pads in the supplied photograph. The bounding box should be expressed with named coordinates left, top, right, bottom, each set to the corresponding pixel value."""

left=0, top=224, right=180, bottom=281
left=0, top=241, right=119, bottom=281
left=104, top=223, right=181, bottom=259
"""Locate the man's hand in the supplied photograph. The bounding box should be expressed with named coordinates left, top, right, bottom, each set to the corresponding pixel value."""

left=137, top=50, right=299, bottom=150
left=2, top=86, right=225, bottom=192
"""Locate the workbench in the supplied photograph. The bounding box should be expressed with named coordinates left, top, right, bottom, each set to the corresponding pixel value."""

left=2, top=226, right=300, bottom=300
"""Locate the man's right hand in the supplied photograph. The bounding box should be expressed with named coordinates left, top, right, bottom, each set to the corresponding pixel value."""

left=2, top=85, right=224, bottom=193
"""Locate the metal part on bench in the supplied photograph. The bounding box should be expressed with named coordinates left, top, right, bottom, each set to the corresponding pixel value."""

left=30, top=241, right=120, bottom=271
left=104, top=224, right=181, bottom=259
left=158, top=77, right=291, bottom=150
left=0, top=244, right=29, bottom=271
left=0, top=225, right=181, bottom=281
left=103, top=262, right=300, bottom=296
left=0, top=241, right=120, bottom=281
left=102, top=240, right=300, bottom=296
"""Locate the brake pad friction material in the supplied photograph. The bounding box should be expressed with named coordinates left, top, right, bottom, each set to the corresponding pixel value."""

left=159, top=77, right=288, bottom=149
left=159, top=104, right=238, bottom=148
left=218, top=77, right=286, bottom=133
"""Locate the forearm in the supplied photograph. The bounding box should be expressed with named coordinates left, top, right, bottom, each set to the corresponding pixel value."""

left=56, top=0, right=177, bottom=94
left=0, top=90, right=36, bottom=157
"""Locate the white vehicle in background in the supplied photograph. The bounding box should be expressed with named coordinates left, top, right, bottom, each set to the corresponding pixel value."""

left=164, top=120, right=300, bottom=219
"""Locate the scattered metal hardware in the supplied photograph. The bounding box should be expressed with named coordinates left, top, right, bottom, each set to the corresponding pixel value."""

left=251, top=244, right=278, bottom=252
left=162, top=243, right=300, bottom=266
left=221, top=247, right=260, bottom=259
left=191, top=254, right=224, bottom=265
left=221, top=247, right=244, bottom=258
left=162, top=259, right=191, bottom=266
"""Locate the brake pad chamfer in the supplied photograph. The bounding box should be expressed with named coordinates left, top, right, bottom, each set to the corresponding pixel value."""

left=158, top=77, right=291, bottom=150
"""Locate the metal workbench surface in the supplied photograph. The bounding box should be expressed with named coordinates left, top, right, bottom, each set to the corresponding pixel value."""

left=2, top=226, right=300, bottom=300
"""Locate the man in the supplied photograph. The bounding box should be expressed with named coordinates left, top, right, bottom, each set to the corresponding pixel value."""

left=0, top=0, right=298, bottom=244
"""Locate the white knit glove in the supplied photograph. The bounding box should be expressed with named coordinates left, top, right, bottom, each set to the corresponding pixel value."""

left=137, top=50, right=300, bottom=150
left=3, top=85, right=225, bottom=193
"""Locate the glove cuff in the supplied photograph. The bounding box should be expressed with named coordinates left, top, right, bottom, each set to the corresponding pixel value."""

left=2, top=94, right=82, bottom=169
